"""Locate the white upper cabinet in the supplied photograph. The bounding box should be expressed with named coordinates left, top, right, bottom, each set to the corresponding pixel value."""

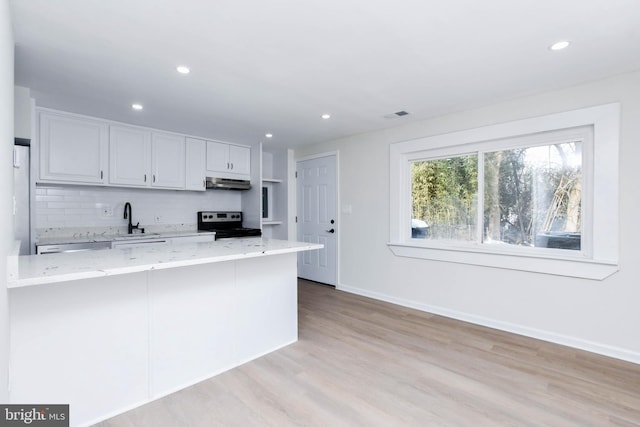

left=206, top=141, right=251, bottom=179
left=152, top=132, right=186, bottom=189
left=39, top=111, right=108, bottom=184
left=109, top=125, right=151, bottom=186
left=110, top=128, right=185, bottom=189
left=205, top=140, right=228, bottom=173
left=38, top=108, right=249, bottom=192
left=228, top=144, right=251, bottom=176
left=185, top=138, right=206, bottom=191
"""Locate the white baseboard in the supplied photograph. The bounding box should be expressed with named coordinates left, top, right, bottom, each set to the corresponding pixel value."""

left=337, top=283, right=640, bottom=365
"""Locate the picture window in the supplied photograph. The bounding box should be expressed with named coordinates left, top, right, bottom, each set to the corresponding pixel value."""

left=389, top=104, right=619, bottom=280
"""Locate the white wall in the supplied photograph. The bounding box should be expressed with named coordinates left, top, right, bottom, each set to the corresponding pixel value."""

left=295, top=70, right=640, bottom=363
left=0, top=0, right=14, bottom=402
left=14, top=85, right=30, bottom=139
left=35, top=185, right=240, bottom=231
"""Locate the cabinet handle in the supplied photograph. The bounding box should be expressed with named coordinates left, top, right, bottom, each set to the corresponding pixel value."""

left=100, top=170, right=103, bottom=180
left=230, top=163, right=234, bottom=170
left=153, top=175, right=156, bottom=183
left=227, top=162, right=230, bottom=170
left=144, top=174, right=147, bottom=182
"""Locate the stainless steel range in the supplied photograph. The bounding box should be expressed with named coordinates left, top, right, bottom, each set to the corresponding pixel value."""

left=197, top=211, right=262, bottom=239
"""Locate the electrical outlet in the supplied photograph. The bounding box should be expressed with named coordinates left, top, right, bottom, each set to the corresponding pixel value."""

left=154, top=215, right=162, bottom=223
left=100, top=204, right=114, bottom=217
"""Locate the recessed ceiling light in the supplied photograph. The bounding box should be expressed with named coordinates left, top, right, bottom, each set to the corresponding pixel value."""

left=265, top=133, right=273, bottom=138
left=549, top=40, right=570, bottom=51
left=131, top=103, right=143, bottom=110
left=321, top=114, right=331, bottom=120
left=176, top=65, right=190, bottom=74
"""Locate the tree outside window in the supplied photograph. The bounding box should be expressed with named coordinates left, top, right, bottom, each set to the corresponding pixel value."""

left=411, top=141, right=582, bottom=251
left=412, top=155, right=477, bottom=242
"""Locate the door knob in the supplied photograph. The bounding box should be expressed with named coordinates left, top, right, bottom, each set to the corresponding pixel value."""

left=325, top=228, right=335, bottom=233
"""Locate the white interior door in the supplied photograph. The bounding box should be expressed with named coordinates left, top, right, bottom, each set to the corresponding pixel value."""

left=297, top=155, right=337, bottom=286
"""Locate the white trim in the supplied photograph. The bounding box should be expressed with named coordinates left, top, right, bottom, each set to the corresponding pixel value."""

left=296, top=150, right=339, bottom=162
left=389, top=103, right=620, bottom=278
left=337, top=283, right=640, bottom=365
left=387, top=243, right=618, bottom=280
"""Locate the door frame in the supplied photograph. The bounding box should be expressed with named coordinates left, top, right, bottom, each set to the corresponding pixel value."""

left=295, top=151, right=340, bottom=287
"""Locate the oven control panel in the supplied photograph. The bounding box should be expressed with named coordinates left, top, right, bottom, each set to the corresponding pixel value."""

left=198, top=211, right=243, bottom=223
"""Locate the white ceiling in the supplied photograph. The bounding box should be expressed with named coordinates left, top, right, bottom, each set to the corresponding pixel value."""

left=10, top=0, right=640, bottom=149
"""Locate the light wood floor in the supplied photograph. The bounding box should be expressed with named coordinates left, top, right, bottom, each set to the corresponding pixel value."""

left=97, top=279, right=640, bottom=426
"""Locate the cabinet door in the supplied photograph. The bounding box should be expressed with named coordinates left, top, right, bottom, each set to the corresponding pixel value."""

left=109, top=125, right=151, bottom=187
left=229, top=145, right=251, bottom=176
left=185, top=138, right=206, bottom=191
left=152, top=132, right=185, bottom=189
left=206, top=140, right=229, bottom=174
left=206, top=140, right=251, bottom=179
left=39, top=112, right=108, bottom=184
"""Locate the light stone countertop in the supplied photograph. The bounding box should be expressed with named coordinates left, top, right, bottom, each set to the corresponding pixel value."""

left=8, top=238, right=323, bottom=289
left=36, top=225, right=215, bottom=245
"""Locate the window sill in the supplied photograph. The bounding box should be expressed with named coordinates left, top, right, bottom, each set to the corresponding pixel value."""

left=387, top=242, right=618, bottom=280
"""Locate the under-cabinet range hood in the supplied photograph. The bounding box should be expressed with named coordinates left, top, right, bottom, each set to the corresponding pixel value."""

left=205, top=177, right=251, bottom=190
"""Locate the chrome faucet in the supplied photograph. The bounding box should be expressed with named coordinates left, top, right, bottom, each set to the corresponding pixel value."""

left=123, top=202, right=143, bottom=234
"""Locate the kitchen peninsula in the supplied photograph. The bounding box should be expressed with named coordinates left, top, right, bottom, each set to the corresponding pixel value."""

left=8, top=238, right=322, bottom=427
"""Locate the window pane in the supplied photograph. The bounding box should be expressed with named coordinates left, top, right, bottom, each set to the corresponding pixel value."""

left=483, top=142, right=582, bottom=250
left=411, top=155, right=478, bottom=241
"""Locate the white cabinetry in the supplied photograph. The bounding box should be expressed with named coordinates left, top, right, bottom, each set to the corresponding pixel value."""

left=152, top=132, right=186, bottom=189
left=110, top=234, right=215, bottom=250
left=229, top=144, right=251, bottom=176
left=109, top=125, right=151, bottom=186
left=37, top=109, right=253, bottom=192
left=111, top=238, right=168, bottom=250
left=261, top=149, right=293, bottom=240
left=109, top=128, right=185, bottom=189
left=185, top=138, right=206, bottom=191
left=39, top=111, right=108, bottom=184
left=206, top=140, right=251, bottom=179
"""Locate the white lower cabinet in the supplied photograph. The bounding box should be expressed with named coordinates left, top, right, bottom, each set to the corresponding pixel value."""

left=110, top=234, right=215, bottom=250
left=111, top=238, right=168, bottom=250
left=9, top=254, right=297, bottom=426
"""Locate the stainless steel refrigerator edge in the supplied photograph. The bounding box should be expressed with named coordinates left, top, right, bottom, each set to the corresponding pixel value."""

left=13, top=143, right=31, bottom=255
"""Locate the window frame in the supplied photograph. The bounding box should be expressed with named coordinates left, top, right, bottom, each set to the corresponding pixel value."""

left=389, top=104, right=619, bottom=280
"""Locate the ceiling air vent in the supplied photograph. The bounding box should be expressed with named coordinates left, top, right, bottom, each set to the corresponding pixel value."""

left=384, top=110, right=410, bottom=119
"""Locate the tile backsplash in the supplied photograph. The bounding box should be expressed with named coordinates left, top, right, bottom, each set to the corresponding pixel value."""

left=35, top=184, right=240, bottom=229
